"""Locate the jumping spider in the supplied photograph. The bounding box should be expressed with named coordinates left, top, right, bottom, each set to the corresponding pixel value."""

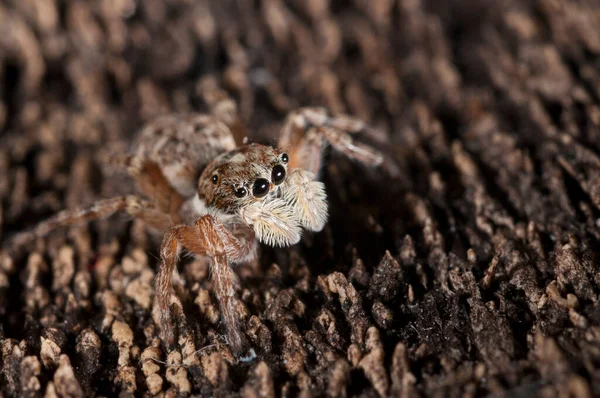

left=10, top=106, right=386, bottom=357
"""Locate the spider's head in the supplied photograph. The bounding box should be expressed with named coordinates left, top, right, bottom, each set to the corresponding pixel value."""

left=198, top=143, right=328, bottom=247
left=199, top=143, right=289, bottom=212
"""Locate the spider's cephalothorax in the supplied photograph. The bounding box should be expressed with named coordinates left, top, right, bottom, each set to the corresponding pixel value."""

left=9, top=104, right=386, bottom=359
left=199, top=144, right=288, bottom=214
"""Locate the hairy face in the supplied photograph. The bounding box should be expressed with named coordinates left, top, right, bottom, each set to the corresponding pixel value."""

left=198, top=143, right=328, bottom=247
left=199, top=144, right=289, bottom=213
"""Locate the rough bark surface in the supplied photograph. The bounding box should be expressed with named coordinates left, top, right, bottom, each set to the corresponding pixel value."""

left=1, top=0, right=600, bottom=397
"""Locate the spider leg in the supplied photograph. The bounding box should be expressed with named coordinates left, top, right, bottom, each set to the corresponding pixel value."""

left=132, top=162, right=186, bottom=221
left=212, top=222, right=258, bottom=265
left=278, top=107, right=385, bottom=175
left=102, top=152, right=185, bottom=221
left=198, top=76, right=247, bottom=146
left=155, top=215, right=257, bottom=355
left=10, top=195, right=172, bottom=249
left=154, top=224, right=204, bottom=347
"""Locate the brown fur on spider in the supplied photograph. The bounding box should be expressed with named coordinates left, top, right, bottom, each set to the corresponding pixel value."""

left=9, top=103, right=387, bottom=360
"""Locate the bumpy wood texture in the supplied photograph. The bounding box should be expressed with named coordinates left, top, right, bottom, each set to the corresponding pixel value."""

left=1, top=0, right=600, bottom=397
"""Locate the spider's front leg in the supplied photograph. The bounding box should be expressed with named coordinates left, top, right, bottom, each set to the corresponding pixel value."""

left=275, top=108, right=391, bottom=233
left=278, top=107, right=386, bottom=175
left=8, top=195, right=172, bottom=250
left=154, top=214, right=256, bottom=355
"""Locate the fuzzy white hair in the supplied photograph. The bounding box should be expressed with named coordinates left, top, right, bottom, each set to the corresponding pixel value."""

left=283, top=169, right=328, bottom=232
left=239, top=197, right=302, bottom=247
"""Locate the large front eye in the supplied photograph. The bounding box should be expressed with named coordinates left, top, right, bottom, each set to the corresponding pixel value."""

left=272, top=165, right=286, bottom=185
left=252, top=178, right=270, bottom=198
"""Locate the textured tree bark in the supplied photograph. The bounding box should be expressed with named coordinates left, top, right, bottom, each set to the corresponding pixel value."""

left=1, top=0, right=600, bottom=397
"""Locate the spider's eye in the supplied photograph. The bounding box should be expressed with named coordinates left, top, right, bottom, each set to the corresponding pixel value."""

left=252, top=178, right=270, bottom=198
left=272, top=164, right=286, bottom=185
left=211, top=175, right=218, bottom=184
left=281, top=153, right=289, bottom=164
left=234, top=187, right=247, bottom=198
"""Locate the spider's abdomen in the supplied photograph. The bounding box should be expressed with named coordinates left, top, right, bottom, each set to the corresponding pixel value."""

left=133, top=114, right=236, bottom=197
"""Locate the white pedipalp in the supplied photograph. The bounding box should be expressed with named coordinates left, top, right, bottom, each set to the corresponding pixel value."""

left=282, top=169, right=328, bottom=232
left=238, top=198, right=301, bottom=247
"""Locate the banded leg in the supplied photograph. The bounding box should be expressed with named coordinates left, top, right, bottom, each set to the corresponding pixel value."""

left=214, top=222, right=258, bottom=265
left=10, top=195, right=172, bottom=249
left=278, top=107, right=385, bottom=175
left=154, top=215, right=257, bottom=354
